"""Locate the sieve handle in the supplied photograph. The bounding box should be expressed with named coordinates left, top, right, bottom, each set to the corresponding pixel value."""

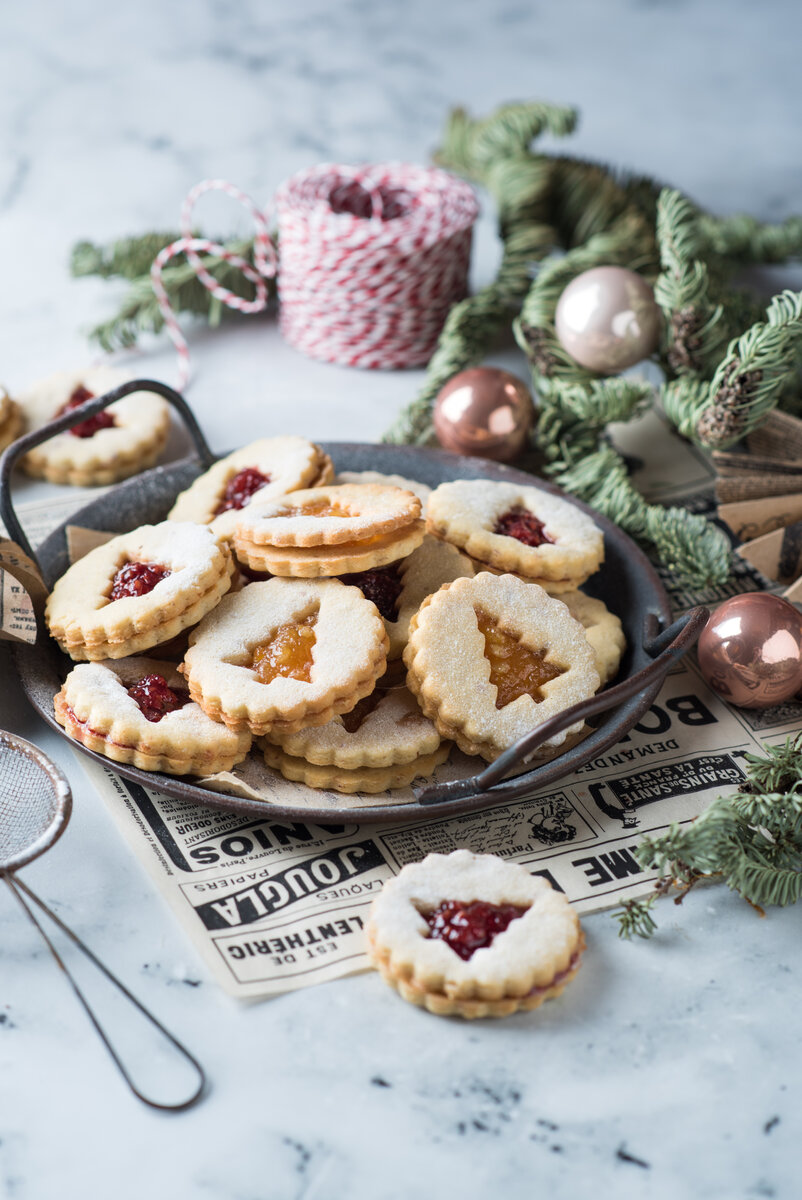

left=0, top=379, right=216, bottom=565
left=5, top=873, right=206, bottom=1111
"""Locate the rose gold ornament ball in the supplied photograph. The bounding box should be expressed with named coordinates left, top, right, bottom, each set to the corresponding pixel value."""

left=697, top=593, right=802, bottom=709
left=555, top=266, right=662, bottom=374
left=433, top=367, right=534, bottom=462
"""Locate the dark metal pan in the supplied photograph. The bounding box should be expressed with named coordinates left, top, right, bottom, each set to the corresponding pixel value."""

left=1, top=379, right=707, bottom=823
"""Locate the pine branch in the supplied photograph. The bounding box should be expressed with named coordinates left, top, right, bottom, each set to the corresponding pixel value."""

left=698, top=211, right=802, bottom=264
left=535, top=377, right=652, bottom=472
left=695, top=289, right=802, bottom=448
left=71, top=233, right=187, bottom=280
left=653, top=189, right=728, bottom=377
left=615, top=894, right=660, bottom=940
left=552, top=444, right=732, bottom=588
left=615, top=734, right=802, bottom=937
left=70, top=234, right=270, bottom=352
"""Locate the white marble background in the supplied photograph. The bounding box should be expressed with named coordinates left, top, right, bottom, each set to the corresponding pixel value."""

left=1, top=2, right=801, bottom=1198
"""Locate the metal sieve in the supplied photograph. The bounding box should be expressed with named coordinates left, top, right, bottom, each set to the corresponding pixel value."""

left=0, top=730, right=205, bottom=1110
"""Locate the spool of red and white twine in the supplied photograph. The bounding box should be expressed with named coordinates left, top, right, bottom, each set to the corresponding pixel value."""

left=150, top=164, right=478, bottom=388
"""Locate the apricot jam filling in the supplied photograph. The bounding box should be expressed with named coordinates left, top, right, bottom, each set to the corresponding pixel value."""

left=423, top=900, right=529, bottom=960
left=494, top=506, right=553, bottom=547
left=475, top=609, right=564, bottom=708
left=109, top=561, right=171, bottom=601
left=251, top=614, right=316, bottom=684
left=279, top=498, right=354, bottom=519
left=215, top=467, right=270, bottom=514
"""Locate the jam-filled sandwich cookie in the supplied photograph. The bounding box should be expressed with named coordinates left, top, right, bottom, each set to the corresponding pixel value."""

left=182, top=577, right=389, bottom=735
left=426, top=480, right=604, bottom=591
left=168, top=437, right=334, bottom=538
left=559, top=591, right=626, bottom=686
left=17, top=366, right=170, bottom=486
left=404, top=572, right=599, bottom=763
left=366, top=850, right=585, bottom=1019
left=54, top=658, right=251, bottom=775
left=46, top=521, right=234, bottom=661
left=262, top=685, right=450, bottom=793
left=232, top=484, right=425, bottom=578
left=340, top=535, right=474, bottom=659
left=0, top=386, right=23, bottom=453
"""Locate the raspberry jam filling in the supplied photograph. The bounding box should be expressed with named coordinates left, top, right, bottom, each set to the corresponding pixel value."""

left=339, top=564, right=403, bottom=622
left=127, top=674, right=190, bottom=723
left=215, top=467, right=271, bottom=515
left=476, top=609, right=564, bottom=708
left=109, top=561, right=171, bottom=601
left=424, top=900, right=529, bottom=961
left=494, top=506, right=553, bottom=547
left=251, top=614, right=316, bottom=684
left=57, top=384, right=116, bottom=439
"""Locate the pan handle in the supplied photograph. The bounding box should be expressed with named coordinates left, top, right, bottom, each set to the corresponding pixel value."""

left=0, top=379, right=215, bottom=564
left=413, top=605, right=710, bottom=806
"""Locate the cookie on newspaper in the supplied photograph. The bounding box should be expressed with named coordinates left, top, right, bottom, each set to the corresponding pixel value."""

left=427, top=480, right=604, bottom=588
left=340, top=535, right=474, bottom=658
left=233, top=484, right=425, bottom=577
left=404, top=572, right=599, bottom=762
left=17, top=366, right=170, bottom=486
left=0, top=386, right=22, bottom=454
left=559, top=590, right=626, bottom=686
left=54, top=658, right=251, bottom=775
left=182, top=577, right=389, bottom=735
left=168, top=437, right=334, bottom=538
left=46, top=521, right=234, bottom=661
left=366, top=850, right=585, bottom=1018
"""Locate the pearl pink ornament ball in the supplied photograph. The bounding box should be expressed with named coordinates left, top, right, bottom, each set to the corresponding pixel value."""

left=697, top=593, right=802, bottom=709
left=555, top=266, right=662, bottom=374
left=433, top=367, right=534, bottom=462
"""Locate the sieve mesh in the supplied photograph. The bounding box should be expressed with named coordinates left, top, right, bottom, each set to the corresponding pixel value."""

left=0, top=732, right=72, bottom=872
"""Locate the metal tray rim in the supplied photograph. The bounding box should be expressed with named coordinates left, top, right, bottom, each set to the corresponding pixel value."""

left=14, top=441, right=674, bottom=824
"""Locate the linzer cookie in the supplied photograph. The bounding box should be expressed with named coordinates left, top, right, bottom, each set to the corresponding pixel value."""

left=54, top=658, right=251, bottom=775
left=233, top=484, right=425, bottom=577
left=340, top=534, right=474, bottom=658
left=426, top=479, right=604, bottom=588
left=46, top=521, right=234, bottom=661
left=262, top=685, right=449, bottom=795
left=17, top=366, right=170, bottom=486
left=0, top=386, right=22, bottom=453
left=559, top=591, right=626, bottom=686
left=404, top=572, right=599, bottom=762
left=168, top=437, right=334, bottom=538
left=182, top=577, right=389, bottom=735
left=366, top=850, right=585, bottom=1018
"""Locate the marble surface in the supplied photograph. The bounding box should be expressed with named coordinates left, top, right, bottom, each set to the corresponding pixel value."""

left=1, top=1, right=801, bottom=1197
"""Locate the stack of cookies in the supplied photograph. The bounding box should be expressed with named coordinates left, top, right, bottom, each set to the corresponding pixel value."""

left=48, top=434, right=624, bottom=792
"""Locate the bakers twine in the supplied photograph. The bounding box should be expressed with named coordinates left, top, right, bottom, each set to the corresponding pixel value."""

left=150, top=165, right=478, bottom=388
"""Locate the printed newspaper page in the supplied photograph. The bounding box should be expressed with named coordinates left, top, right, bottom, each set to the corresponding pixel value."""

left=10, top=418, right=802, bottom=999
